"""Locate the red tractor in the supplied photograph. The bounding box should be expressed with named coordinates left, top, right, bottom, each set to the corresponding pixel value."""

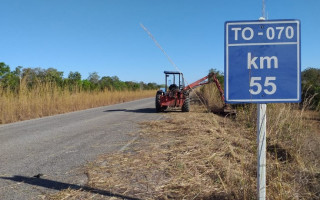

left=155, top=71, right=225, bottom=112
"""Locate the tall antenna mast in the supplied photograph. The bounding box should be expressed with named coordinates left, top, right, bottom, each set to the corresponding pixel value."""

left=262, top=0, right=266, bottom=19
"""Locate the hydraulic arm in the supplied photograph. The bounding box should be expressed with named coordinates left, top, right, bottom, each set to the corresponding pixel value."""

left=183, top=72, right=225, bottom=103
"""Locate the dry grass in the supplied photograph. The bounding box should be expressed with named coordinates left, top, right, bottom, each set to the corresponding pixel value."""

left=192, top=83, right=225, bottom=113
left=0, top=83, right=155, bottom=124
left=236, top=103, right=320, bottom=199
left=46, top=87, right=320, bottom=200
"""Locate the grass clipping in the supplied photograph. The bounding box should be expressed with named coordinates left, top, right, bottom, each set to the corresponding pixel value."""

left=91, top=111, right=257, bottom=199
left=47, top=88, right=320, bottom=200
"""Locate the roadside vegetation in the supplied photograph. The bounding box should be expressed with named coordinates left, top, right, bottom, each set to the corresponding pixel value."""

left=0, top=62, right=160, bottom=124
left=302, top=67, right=320, bottom=110
left=47, top=68, right=319, bottom=199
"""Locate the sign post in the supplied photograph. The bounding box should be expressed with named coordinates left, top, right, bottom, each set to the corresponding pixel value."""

left=257, top=103, right=266, bottom=199
left=225, top=19, right=301, bottom=199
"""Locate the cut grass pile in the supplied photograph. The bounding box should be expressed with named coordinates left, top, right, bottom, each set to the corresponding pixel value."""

left=0, top=83, right=155, bottom=124
left=47, top=102, right=319, bottom=199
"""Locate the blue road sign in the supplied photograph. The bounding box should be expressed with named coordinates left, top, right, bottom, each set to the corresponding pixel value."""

left=225, top=20, right=301, bottom=103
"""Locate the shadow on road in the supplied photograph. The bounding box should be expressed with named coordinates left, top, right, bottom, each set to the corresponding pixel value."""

left=1, top=175, right=141, bottom=200
left=104, top=108, right=184, bottom=114
left=104, top=108, right=156, bottom=113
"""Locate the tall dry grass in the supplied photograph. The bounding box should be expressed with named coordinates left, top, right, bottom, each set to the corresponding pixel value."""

left=0, top=81, right=155, bottom=124
left=192, top=83, right=225, bottom=113
left=235, top=97, right=320, bottom=199
left=187, top=84, right=320, bottom=199
left=197, top=82, right=320, bottom=198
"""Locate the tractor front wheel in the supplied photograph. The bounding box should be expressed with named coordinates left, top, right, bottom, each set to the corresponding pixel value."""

left=182, top=98, right=190, bottom=112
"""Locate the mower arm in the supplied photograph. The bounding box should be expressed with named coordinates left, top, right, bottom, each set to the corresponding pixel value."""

left=183, top=75, right=210, bottom=91
left=183, top=73, right=225, bottom=102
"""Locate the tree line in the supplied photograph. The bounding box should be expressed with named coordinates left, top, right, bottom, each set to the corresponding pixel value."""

left=0, top=62, right=162, bottom=92
left=1, top=62, right=318, bottom=109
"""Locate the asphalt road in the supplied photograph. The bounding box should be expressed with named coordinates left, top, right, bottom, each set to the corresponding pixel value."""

left=0, top=97, right=160, bottom=200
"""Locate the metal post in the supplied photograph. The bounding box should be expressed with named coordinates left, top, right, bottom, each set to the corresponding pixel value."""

left=165, top=74, right=168, bottom=92
left=257, top=103, right=266, bottom=199
left=258, top=4, right=267, bottom=197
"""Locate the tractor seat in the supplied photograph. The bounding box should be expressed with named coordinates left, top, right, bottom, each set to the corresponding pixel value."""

left=169, top=84, right=178, bottom=91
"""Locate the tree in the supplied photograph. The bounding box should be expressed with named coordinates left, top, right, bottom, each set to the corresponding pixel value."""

left=21, top=67, right=63, bottom=88
left=22, top=67, right=38, bottom=87
left=302, top=68, right=320, bottom=87
left=0, top=64, right=22, bottom=91
left=301, top=67, right=320, bottom=109
left=0, top=62, right=10, bottom=78
left=68, top=71, right=82, bottom=87
left=111, top=76, right=126, bottom=90
left=44, top=68, right=64, bottom=85
left=88, top=72, right=100, bottom=84
left=147, top=82, right=158, bottom=90
left=0, top=62, right=10, bottom=88
left=64, top=71, right=82, bottom=91
left=81, top=80, right=91, bottom=91
left=209, top=68, right=224, bottom=89
left=125, top=81, right=140, bottom=91
left=99, top=76, right=113, bottom=90
left=87, top=72, right=100, bottom=90
left=68, top=71, right=81, bottom=82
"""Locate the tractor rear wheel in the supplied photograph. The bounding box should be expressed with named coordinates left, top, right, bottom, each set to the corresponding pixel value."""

left=155, top=94, right=162, bottom=112
left=182, top=98, right=190, bottom=112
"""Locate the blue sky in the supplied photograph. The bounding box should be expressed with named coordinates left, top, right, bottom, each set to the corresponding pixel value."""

left=0, top=0, right=319, bottom=84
